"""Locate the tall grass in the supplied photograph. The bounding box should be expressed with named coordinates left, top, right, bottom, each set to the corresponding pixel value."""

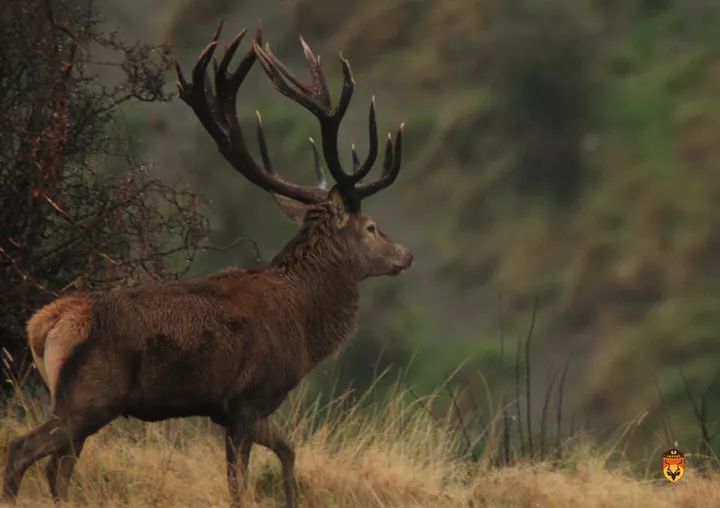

left=2, top=374, right=720, bottom=507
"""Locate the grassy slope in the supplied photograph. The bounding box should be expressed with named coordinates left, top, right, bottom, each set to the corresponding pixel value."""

left=1, top=387, right=718, bottom=508
left=111, top=0, right=720, bottom=473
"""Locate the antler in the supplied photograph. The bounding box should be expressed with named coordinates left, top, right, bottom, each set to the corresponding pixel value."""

left=175, top=22, right=326, bottom=204
left=355, top=126, right=403, bottom=198
left=177, top=22, right=403, bottom=211
left=253, top=34, right=404, bottom=205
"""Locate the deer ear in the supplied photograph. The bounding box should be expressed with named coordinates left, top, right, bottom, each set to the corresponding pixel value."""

left=272, top=194, right=308, bottom=224
left=328, top=188, right=349, bottom=228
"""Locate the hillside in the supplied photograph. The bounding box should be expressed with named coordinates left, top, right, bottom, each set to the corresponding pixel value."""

left=1, top=0, right=719, bottom=484
left=101, top=0, right=720, bottom=452
left=2, top=388, right=718, bottom=508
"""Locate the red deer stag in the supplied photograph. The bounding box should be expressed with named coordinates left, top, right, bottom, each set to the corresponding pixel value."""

left=1, top=21, right=412, bottom=508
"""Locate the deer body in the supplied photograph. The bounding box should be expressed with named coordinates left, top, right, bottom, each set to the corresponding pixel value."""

left=2, top=22, right=411, bottom=508
left=30, top=216, right=361, bottom=424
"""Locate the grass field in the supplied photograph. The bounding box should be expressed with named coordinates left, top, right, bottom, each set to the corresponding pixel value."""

left=1, top=383, right=718, bottom=508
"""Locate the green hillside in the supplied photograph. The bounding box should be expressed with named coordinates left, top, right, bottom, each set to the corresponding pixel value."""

left=110, top=0, right=720, bottom=455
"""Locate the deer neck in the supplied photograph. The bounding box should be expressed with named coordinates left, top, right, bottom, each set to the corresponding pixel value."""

left=270, top=213, right=360, bottom=363
left=295, top=263, right=359, bottom=363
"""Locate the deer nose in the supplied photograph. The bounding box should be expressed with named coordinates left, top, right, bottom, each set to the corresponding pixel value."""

left=401, top=248, right=414, bottom=268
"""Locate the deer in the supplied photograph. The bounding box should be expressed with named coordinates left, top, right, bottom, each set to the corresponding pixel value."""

left=1, top=21, right=412, bottom=508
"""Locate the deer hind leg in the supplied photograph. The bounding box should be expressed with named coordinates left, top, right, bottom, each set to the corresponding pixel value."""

left=2, top=418, right=71, bottom=501
left=1, top=410, right=111, bottom=502
left=253, top=420, right=297, bottom=508
left=45, top=436, right=86, bottom=501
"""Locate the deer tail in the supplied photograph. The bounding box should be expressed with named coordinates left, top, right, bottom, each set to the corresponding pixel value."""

left=26, top=295, right=93, bottom=391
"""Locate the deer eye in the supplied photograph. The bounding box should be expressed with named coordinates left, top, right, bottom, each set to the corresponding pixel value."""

left=366, top=224, right=377, bottom=234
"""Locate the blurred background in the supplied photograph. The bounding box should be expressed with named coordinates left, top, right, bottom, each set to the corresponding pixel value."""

left=3, top=0, right=720, bottom=464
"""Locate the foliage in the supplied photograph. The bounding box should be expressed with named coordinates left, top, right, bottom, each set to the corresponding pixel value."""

left=0, top=0, right=208, bottom=388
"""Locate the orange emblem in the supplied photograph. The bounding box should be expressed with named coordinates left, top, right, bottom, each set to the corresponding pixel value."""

left=662, top=448, right=685, bottom=483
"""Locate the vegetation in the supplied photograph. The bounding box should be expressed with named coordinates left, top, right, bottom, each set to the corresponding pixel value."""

left=222, top=0, right=720, bottom=453
left=3, top=0, right=720, bottom=504
left=0, top=0, right=207, bottom=389
left=2, top=379, right=719, bottom=507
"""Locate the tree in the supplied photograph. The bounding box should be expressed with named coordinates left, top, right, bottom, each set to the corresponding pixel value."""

left=0, top=0, right=208, bottom=394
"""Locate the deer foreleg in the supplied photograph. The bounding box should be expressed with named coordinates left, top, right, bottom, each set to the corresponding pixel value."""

left=225, top=424, right=253, bottom=508
left=45, top=436, right=86, bottom=501
left=252, top=419, right=297, bottom=508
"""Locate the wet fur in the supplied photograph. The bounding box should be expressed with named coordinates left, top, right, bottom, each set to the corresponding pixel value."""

left=40, top=204, right=359, bottom=422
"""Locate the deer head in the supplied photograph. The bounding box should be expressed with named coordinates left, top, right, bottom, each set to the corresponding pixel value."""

left=175, top=22, right=413, bottom=280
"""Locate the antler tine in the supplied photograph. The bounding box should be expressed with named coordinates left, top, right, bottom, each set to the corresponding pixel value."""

left=176, top=24, right=225, bottom=148
left=255, top=111, right=275, bottom=175
left=356, top=124, right=403, bottom=198
left=300, top=36, right=331, bottom=109
left=351, top=96, right=378, bottom=182
left=309, top=138, right=328, bottom=189
left=336, top=54, right=355, bottom=119
left=351, top=144, right=360, bottom=174
left=382, top=133, right=394, bottom=174
left=177, top=23, right=327, bottom=205
left=192, top=40, right=219, bottom=90
left=216, top=28, right=247, bottom=85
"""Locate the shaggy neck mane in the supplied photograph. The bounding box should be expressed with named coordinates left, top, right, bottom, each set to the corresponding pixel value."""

left=269, top=204, right=359, bottom=362
left=270, top=204, right=348, bottom=276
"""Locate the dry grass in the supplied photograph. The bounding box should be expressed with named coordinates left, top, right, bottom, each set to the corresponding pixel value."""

left=1, top=385, right=718, bottom=508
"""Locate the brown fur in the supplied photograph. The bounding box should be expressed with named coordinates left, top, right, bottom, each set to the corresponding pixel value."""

left=26, top=295, right=92, bottom=397
left=2, top=201, right=413, bottom=507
